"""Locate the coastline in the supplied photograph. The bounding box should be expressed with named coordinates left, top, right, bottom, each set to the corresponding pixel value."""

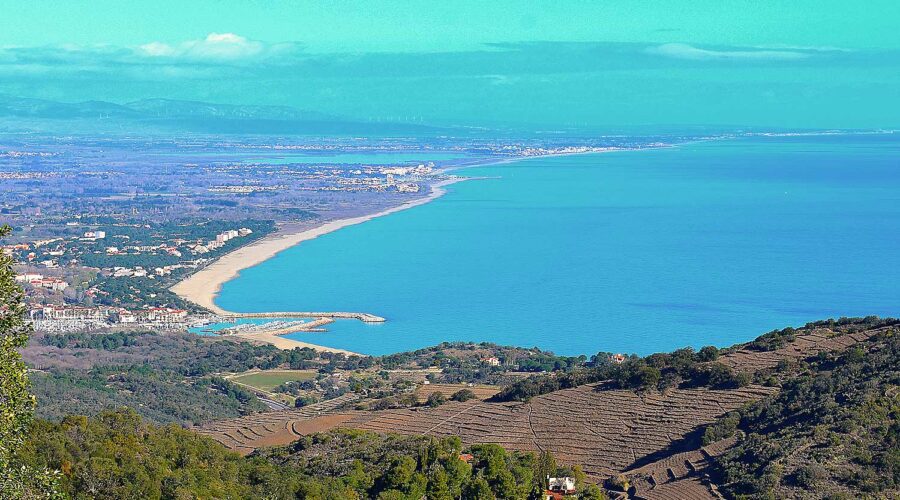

left=171, top=177, right=469, bottom=316
left=170, top=148, right=631, bottom=353
left=225, top=328, right=360, bottom=355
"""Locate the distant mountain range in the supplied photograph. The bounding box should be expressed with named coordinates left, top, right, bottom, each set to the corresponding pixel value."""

left=0, top=95, right=440, bottom=136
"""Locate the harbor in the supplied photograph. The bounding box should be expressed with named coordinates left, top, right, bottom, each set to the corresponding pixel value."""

left=196, top=311, right=385, bottom=355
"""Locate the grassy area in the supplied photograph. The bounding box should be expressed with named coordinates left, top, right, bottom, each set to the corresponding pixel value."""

left=229, top=370, right=316, bottom=392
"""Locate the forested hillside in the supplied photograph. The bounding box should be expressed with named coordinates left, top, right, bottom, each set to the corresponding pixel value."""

left=708, top=327, right=899, bottom=498
left=16, top=409, right=606, bottom=499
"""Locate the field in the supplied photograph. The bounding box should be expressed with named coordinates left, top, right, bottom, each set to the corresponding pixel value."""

left=414, top=383, right=500, bottom=402
left=228, top=370, right=316, bottom=392
left=196, top=321, right=894, bottom=495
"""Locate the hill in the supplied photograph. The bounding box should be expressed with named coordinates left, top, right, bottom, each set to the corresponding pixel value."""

left=0, top=94, right=443, bottom=136
left=196, top=317, right=898, bottom=498
left=9, top=316, right=898, bottom=498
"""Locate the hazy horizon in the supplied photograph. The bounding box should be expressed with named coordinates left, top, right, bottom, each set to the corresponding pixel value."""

left=1, top=1, right=899, bottom=131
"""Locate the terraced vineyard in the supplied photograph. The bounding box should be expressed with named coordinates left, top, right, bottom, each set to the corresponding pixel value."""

left=196, top=322, right=893, bottom=494
left=414, top=383, right=500, bottom=402
left=193, top=393, right=361, bottom=454
left=345, top=383, right=777, bottom=480
left=625, top=436, right=739, bottom=499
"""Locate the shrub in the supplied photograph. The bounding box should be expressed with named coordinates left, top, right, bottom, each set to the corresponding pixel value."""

left=426, top=391, right=447, bottom=408
left=450, top=389, right=476, bottom=402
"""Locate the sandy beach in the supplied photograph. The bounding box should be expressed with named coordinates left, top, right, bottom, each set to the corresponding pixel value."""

left=171, top=151, right=618, bottom=353
left=171, top=149, right=625, bottom=319
left=226, top=329, right=360, bottom=355
left=171, top=177, right=468, bottom=315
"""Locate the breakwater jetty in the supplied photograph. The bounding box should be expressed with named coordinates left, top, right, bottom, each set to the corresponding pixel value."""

left=219, top=311, right=386, bottom=323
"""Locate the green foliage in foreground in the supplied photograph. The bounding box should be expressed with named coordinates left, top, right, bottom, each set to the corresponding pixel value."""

left=708, top=328, right=899, bottom=499
left=0, top=225, right=59, bottom=497
left=16, top=409, right=590, bottom=499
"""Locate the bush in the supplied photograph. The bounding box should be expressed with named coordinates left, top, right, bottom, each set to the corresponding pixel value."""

left=450, top=389, right=476, bottom=402
left=295, top=395, right=318, bottom=408
left=426, top=391, right=447, bottom=408
left=702, top=411, right=741, bottom=445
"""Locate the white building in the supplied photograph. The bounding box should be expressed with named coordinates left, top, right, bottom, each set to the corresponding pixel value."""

left=14, top=273, right=43, bottom=283
left=546, top=477, right=576, bottom=497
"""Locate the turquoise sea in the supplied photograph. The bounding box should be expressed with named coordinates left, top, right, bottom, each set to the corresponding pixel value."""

left=215, top=135, right=900, bottom=356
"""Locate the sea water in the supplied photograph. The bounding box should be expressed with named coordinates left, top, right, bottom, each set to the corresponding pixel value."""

left=215, top=135, right=900, bottom=356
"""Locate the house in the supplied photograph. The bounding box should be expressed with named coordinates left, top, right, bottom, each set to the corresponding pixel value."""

left=484, top=356, right=501, bottom=367
left=32, top=306, right=106, bottom=321
left=610, top=353, right=627, bottom=364
left=15, top=273, right=43, bottom=283
left=458, top=453, right=474, bottom=464
left=545, top=477, right=576, bottom=499
left=116, top=309, right=137, bottom=324
left=140, top=307, right=189, bottom=323
left=83, top=230, right=106, bottom=239
left=30, top=277, right=69, bottom=291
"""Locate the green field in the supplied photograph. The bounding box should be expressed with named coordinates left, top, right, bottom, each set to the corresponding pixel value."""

left=229, top=370, right=316, bottom=392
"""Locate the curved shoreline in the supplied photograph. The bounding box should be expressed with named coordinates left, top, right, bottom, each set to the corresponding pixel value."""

left=171, top=150, right=625, bottom=353
left=224, top=328, right=361, bottom=355
left=171, top=177, right=469, bottom=316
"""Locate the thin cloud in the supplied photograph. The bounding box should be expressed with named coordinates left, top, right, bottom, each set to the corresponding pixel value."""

left=647, top=43, right=809, bottom=61
left=752, top=44, right=853, bottom=53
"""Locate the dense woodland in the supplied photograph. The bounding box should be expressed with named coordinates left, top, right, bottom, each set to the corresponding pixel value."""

left=28, top=331, right=291, bottom=423
left=16, top=410, right=608, bottom=499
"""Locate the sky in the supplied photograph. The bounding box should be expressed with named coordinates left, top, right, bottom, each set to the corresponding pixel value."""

left=1, top=0, right=898, bottom=130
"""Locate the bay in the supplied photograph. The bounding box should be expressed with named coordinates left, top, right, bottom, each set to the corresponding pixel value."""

left=215, top=135, right=900, bottom=356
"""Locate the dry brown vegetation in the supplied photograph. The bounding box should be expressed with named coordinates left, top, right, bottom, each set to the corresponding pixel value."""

left=196, top=322, right=890, bottom=497
left=413, top=383, right=500, bottom=403
left=193, top=393, right=361, bottom=454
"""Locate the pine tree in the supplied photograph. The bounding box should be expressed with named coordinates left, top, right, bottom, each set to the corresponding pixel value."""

left=426, top=467, right=452, bottom=500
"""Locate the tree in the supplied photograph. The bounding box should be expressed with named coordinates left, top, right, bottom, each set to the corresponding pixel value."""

left=451, top=389, right=477, bottom=402
left=442, top=450, right=471, bottom=498
left=0, top=225, right=59, bottom=497
left=381, top=455, right=417, bottom=492
left=581, top=483, right=608, bottom=499
left=426, top=391, right=447, bottom=407
left=463, top=476, right=495, bottom=500
left=532, top=450, right=557, bottom=496
left=697, top=345, right=720, bottom=362
left=345, top=459, right=374, bottom=496
left=294, top=395, right=318, bottom=408
left=427, top=467, right=453, bottom=500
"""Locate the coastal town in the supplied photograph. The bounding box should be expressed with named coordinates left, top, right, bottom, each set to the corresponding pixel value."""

left=8, top=223, right=266, bottom=332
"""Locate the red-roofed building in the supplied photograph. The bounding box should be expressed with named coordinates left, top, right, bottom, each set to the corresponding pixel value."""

left=544, top=477, right=576, bottom=499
